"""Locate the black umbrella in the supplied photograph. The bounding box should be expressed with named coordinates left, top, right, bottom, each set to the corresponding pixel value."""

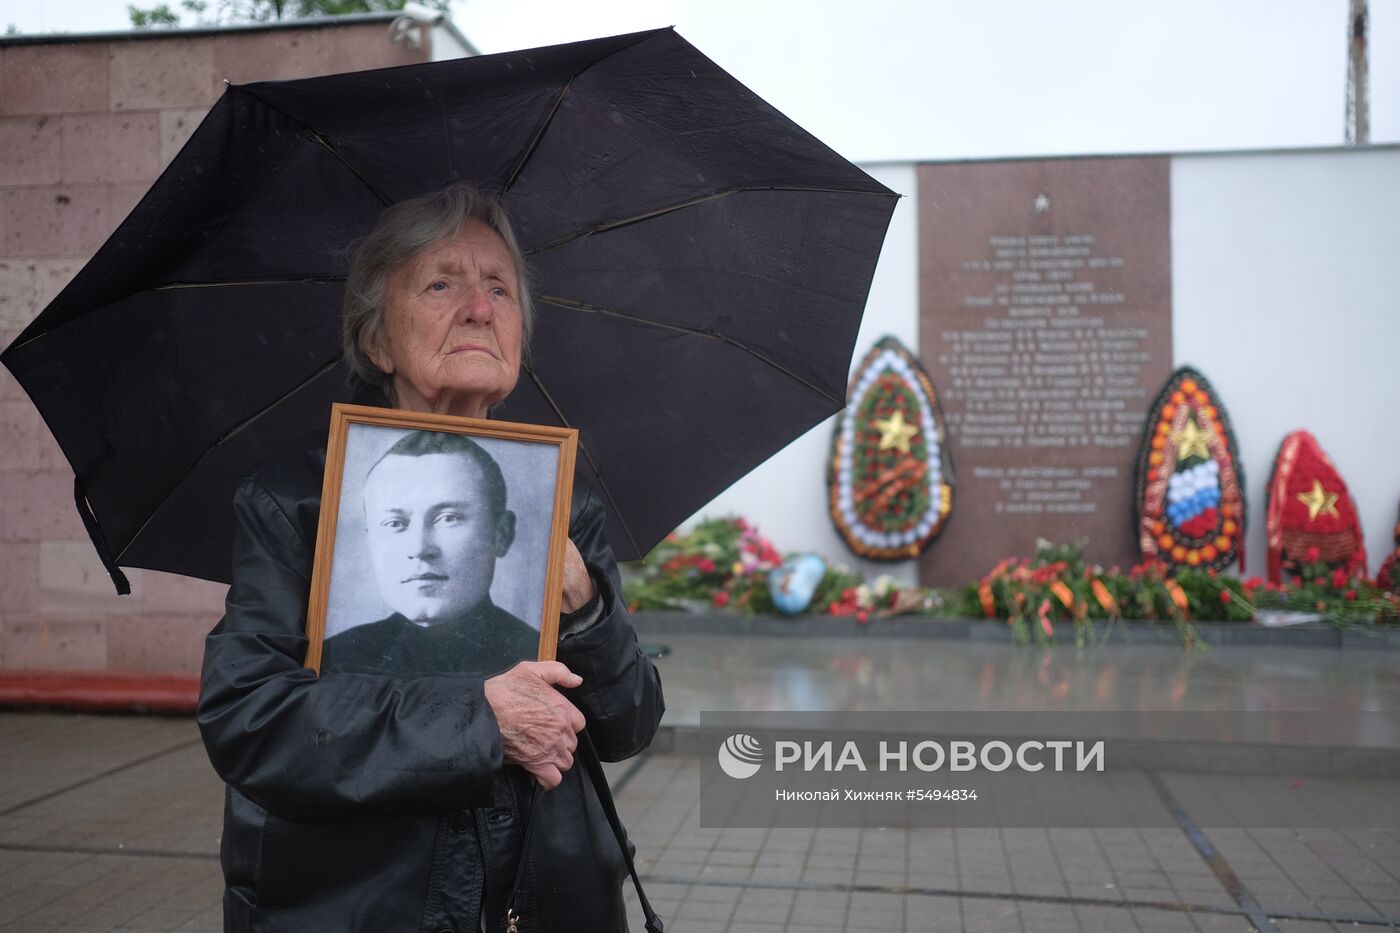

left=1, top=27, right=896, bottom=592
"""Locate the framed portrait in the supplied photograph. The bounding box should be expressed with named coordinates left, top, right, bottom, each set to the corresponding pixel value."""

left=304, top=403, right=578, bottom=677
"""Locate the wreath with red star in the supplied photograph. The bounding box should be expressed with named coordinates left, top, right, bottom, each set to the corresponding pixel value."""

left=1265, top=430, right=1367, bottom=583
left=1377, top=504, right=1400, bottom=591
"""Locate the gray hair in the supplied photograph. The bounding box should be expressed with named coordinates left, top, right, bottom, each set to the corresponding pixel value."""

left=342, top=184, right=534, bottom=392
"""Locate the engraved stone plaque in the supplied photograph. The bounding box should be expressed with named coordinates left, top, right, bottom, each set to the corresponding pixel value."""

left=917, top=158, right=1171, bottom=585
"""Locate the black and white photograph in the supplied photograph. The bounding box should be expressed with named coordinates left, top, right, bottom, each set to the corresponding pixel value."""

left=305, top=407, right=577, bottom=678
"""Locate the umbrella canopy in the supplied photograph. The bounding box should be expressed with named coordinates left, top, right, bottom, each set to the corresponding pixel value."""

left=2, top=28, right=896, bottom=589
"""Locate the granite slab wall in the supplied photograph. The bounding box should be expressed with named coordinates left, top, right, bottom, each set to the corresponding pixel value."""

left=0, top=20, right=430, bottom=672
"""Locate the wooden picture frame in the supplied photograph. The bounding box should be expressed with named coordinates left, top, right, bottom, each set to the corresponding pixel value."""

left=304, top=403, right=578, bottom=676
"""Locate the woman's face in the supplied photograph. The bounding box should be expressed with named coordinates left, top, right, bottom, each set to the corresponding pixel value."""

left=370, top=220, right=524, bottom=417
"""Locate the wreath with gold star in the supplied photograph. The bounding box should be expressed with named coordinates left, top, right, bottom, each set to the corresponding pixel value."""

left=828, top=336, right=954, bottom=561
left=1134, top=366, right=1246, bottom=572
left=1265, top=429, right=1367, bottom=583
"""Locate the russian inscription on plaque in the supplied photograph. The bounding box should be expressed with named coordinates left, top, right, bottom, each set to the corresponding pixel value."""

left=917, top=158, right=1171, bottom=585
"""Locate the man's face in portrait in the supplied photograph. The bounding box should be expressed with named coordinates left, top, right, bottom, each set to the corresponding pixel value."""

left=363, top=451, right=515, bottom=625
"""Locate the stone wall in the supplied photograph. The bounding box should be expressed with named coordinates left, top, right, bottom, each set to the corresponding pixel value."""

left=0, top=20, right=429, bottom=672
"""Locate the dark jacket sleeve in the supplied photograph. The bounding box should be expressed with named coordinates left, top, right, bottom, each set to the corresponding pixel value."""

left=557, top=478, right=665, bottom=762
left=197, top=472, right=505, bottom=819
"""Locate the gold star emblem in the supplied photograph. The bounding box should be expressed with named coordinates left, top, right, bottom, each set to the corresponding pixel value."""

left=1170, top=416, right=1214, bottom=461
left=873, top=409, right=919, bottom=453
left=1296, top=479, right=1340, bottom=522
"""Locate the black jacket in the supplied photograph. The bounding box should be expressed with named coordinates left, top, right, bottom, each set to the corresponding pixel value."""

left=323, top=603, right=541, bottom=677
left=197, top=443, right=664, bottom=932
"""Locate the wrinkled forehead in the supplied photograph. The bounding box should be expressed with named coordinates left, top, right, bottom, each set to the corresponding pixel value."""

left=396, top=221, right=518, bottom=284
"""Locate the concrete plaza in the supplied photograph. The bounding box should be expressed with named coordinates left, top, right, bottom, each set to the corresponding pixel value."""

left=2, top=630, right=1399, bottom=932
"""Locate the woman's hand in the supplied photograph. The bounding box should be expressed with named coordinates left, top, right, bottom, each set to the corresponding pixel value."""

left=484, top=661, right=585, bottom=789
left=560, top=538, right=597, bottom=613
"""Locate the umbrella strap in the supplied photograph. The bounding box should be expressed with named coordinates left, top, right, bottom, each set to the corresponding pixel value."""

left=74, top=477, right=131, bottom=595
left=504, top=732, right=664, bottom=933
left=504, top=781, right=542, bottom=933
left=579, top=732, right=664, bottom=933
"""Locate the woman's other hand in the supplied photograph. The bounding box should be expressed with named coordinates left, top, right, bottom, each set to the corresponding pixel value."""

left=560, top=538, right=597, bottom=613
left=484, top=661, right=585, bottom=788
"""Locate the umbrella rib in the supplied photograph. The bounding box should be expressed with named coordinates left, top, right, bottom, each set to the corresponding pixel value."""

left=231, top=85, right=393, bottom=208
left=524, top=185, right=897, bottom=256
left=500, top=30, right=661, bottom=196
left=500, top=81, right=572, bottom=196
left=536, top=295, right=844, bottom=408
left=518, top=363, right=642, bottom=559
left=111, top=354, right=343, bottom=564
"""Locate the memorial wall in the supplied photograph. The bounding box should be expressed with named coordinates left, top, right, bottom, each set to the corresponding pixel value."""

left=686, top=149, right=1397, bottom=588
left=917, top=158, right=1171, bottom=584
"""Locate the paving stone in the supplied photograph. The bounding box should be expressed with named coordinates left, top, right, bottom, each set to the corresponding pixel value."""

left=803, top=868, right=856, bottom=885
left=764, top=831, right=816, bottom=852
left=1011, top=878, right=1070, bottom=898
left=749, top=865, right=805, bottom=885
left=958, top=897, right=1023, bottom=932
left=1190, top=914, right=1256, bottom=932
left=1272, top=921, right=1342, bottom=933
left=789, top=890, right=850, bottom=926
left=853, top=870, right=906, bottom=888
left=1014, top=902, right=1080, bottom=933
left=857, top=856, right=908, bottom=874
left=902, top=893, right=961, bottom=931
left=808, top=854, right=858, bottom=871
left=1132, top=906, right=1206, bottom=930
left=671, top=922, right=728, bottom=933
left=677, top=898, right=733, bottom=923
left=728, top=898, right=790, bottom=924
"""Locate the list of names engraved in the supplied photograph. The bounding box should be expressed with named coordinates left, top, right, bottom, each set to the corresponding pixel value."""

left=917, top=158, right=1171, bottom=584
left=942, top=232, right=1149, bottom=510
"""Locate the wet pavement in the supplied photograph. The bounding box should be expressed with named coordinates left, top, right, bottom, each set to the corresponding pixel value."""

left=636, top=630, right=1400, bottom=718
left=2, top=631, right=1399, bottom=932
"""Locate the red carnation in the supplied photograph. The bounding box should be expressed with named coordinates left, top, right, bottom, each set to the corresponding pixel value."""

left=1331, top=569, right=1348, bottom=589
left=1305, top=546, right=1321, bottom=563
left=1344, top=590, right=1358, bottom=601
left=713, top=591, right=730, bottom=608
left=1219, top=589, right=1233, bottom=605
left=697, top=558, right=715, bottom=574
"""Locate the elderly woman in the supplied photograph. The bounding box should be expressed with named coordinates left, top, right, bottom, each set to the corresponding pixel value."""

left=197, top=184, right=664, bottom=932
